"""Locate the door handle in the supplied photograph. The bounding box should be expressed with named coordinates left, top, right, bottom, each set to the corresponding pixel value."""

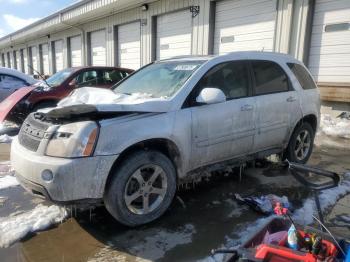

left=286, top=96, right=297, bottom=102
left=241, top=104, right=253, bottom=111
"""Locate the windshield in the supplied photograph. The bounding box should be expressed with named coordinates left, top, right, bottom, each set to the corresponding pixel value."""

left=46, top=68, right=75, bottom=86
left=113, top=61, right=204, bottom=98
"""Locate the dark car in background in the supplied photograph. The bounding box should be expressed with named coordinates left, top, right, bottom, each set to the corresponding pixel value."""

left=0, top=66, right=133, bottom=131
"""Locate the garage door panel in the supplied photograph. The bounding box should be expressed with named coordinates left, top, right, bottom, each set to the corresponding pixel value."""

left=309, top=0, right=350, bottom=83
left=70, top=36, right=82, bottom=67
left=310, top=44, right=350, bottom=55
left=31, top=46, right=38, bottom=72
left=23, top=49, right=28, bottom=74
left=118, top=21, right=141, bottom=70
left=216, top=3, right=276, bottom=20
left=90, top=30, right=106, bottom=66
left=214, top=0, right=276, bottom=55
left=309, top=54, right=350, bottom=67
left=54, top=40, right=64, bottom=72
left=314, top=0, right=350, bottom=13
left=156, top=9, right=192, bottom=60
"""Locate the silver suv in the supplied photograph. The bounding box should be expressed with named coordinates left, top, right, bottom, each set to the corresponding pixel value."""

left=11, top=52, right=320, bottom=226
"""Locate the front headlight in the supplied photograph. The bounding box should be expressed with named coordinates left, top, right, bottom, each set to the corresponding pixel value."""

left=45, top=121, right=99, bottom=158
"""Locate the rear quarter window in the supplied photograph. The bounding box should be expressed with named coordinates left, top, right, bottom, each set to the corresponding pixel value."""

left=287, top=63, right=317, bottom=90
left=251, top=60, right=290, bottom=95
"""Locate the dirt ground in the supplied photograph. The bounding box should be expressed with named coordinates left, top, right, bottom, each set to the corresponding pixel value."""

left=0, top=135, right=349, bottom=262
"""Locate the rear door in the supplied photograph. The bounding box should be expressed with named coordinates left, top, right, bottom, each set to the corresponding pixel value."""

left=251, top=60, right=302, bottom=152
left=190, top=60, right=256, bottom=168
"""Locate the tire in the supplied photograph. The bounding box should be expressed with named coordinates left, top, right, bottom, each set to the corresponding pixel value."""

left=284, top=122, right=315, bottom=164
left=33, top=101, right=57, bottom=112
left=104, top=150, right=177, bottom=227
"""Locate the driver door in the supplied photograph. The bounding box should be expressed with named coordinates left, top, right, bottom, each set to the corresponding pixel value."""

left=189, top=61, right=256, bottom=169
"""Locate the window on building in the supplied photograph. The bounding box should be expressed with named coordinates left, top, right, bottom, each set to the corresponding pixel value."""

left=325, top=23, right=350, bottom=32
left=251, top=61, right=290, bottom=95
left=288, top=63, right=317, bottom=90
left=196, top=61, right=250, bottom=100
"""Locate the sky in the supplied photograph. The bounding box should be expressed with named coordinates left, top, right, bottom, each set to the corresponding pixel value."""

left=0, top=0, right=78, bottom=38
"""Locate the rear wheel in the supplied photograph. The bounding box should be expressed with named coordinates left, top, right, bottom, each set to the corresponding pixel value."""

left=284, top=122, right=314, bottom=164
left=104, top=150, right=177, bottom=226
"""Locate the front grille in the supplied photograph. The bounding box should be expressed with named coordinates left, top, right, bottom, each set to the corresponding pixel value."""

left=18, top=113, right=51, bottom=152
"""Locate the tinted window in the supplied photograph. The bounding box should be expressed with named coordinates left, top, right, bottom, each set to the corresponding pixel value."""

left=288, top=63, right=317, bottom=90
left=252, top=61, right=290, bottom=95
left=76, top=70, right=98, bottom=87
left=101, top=69, right=125, bottom=84
left=0, top=74, right=27, bottom=89
left=197, top=61, right=250, bottom=100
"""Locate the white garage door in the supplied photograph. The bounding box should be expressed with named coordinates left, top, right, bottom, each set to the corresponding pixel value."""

left=214, top=0, right=277, bottom=55
left=308, top=0, right=350, bottom=83
left=54, top=40, right=64, bottom=72
left=10, top=52, right=14, bottom=69
left=118, top=22, right=141, bottom=70
left=70, top=35, right=82, bottom=67
left=15, top=50, right=20, bottom=71
left=23, top=49, right=28, bottom=74
left=31, top=46, right=39, bottom=73
left=156, top=9, right=193, bottom=60
left=90, top=30, right=106, bottom=66
left=41, top=43, right=49, bottom=75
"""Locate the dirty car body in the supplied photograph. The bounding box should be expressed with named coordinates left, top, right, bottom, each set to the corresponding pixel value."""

left=11, top=52, right=320, bottom=226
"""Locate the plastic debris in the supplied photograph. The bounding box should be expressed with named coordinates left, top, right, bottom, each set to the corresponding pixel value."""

left=234, top=193, right=291, bottom=215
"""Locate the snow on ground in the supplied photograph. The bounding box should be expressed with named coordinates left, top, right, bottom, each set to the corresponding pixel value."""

left=319, top=114, right=350, bottom=139
left=0, top=135, right=15, bottom=144
left=0, top=175, right=19, bottom=190
left=0, top=204, right=67, bottom=248
left=293, top=172, right=350, bottom=225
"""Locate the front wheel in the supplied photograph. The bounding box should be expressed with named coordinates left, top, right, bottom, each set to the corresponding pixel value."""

left=284, top=122, right=315, bottom=164
left=104, top=150, right=177, bottom=227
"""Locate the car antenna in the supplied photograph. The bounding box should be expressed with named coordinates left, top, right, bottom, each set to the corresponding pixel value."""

left=28, top=64, right=52, bottom=87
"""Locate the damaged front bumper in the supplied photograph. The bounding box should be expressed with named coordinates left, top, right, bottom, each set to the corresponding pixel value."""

left=11, top=137, right=119, bottom=202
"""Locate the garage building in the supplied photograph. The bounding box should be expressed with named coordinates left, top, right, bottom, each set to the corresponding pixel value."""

left=0, top=0, right=349, bottom=103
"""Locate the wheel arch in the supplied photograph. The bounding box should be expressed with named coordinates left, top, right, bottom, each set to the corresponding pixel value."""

left=104, top=138, right=183, bottom=190
left=287, top=114, right=318, bottom=147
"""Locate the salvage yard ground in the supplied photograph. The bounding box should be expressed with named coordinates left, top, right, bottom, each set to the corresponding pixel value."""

left=0, top=114, right=349, bottom=262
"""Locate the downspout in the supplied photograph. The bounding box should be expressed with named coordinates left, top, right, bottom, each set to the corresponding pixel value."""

left=59, top=13, right=87, bottom=65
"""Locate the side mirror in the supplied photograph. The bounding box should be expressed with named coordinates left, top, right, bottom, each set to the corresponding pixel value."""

left=196, top=88, right=226, bottom=105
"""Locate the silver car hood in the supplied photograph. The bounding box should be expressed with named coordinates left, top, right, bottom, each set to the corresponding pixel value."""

left=54, top=87, right=172, bottom=113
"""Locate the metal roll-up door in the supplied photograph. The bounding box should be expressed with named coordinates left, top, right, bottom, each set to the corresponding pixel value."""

left=117, top=21, right=141, bottom=70
left=309, top=0, right=350, bottom=84
left=15, top=50, right=21, bottom=71
left=23, top=49, right=28, bottom=74
left=40, top=43, right=49, bottom=75
left=70, top=35, right=82, bottom=67
left=90, top=30, right=106, bottom=66
left=156, top=9, right=193, bottom=60
left=54, top=40, right=64, bottom=72
left=31, top=46, right=39, bottom=74
left=10, top=52, right=14, bottom=69
left=214, top=0, right=277, bottom=55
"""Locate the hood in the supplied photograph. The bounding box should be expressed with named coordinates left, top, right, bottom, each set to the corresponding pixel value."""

left=0, top=86, right=37, bottom=122
left=43, top=87, right=172, bottom=120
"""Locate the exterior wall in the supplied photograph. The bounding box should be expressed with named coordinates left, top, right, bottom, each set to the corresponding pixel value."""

left=0, top=0, right=348, bottom=102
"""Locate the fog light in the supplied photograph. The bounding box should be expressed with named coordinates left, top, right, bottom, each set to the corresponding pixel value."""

left=41, top=169, right=53, bottom=182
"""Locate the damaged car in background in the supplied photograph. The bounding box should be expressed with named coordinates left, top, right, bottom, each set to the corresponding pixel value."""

left=11, top=52, right=320, bottom=226
left=0, top=66, right=133, bottom=135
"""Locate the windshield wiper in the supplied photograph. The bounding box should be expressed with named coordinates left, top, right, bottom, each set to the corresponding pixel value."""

left=28, top=64, right=52, bottom=88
